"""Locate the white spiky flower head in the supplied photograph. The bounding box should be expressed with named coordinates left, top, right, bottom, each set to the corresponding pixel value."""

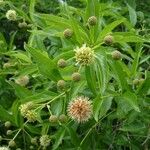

left=74, top=44, right=94, bottom=66
left=6, top=10, right=17, bottom=21
left=68, top=96, right=92, bottom=123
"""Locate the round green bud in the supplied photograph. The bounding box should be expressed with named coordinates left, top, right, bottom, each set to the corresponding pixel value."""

left=71, top=72, right=81, bottom=82
left=16, top=148, right=22, bottom=150
left=5, top=121, right=11, bottom=128
left=29, top=145, right=34, bottom=149
left=139, top=78, right=145, bottom=84
left=18, top=22, right=27, bottom=28
left=104, top=35, right=114, bottom=45
left=57, top=80, right=66, bottom=90
left=31, top=137, right=37, bottom=145
left=133, top=79, right=139, bottom=85
left=49, top=115, right=58, bottom=123
left=111, top=50, right=122, bottom=60
left=8, top=140, right=16, bottom=147
left=57, top=59, right=67, bottom=68
left=6, top=10, right=17, bottom=21
left=6, top=130, right=13, bottom=135
left=88, top=16, right=97, bottom=26
left=63, top=29, right=73, bottom=39
left=59, top=114, right=68, bottom=123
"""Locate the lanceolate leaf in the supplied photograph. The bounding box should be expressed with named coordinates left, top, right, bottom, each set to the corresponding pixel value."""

left=25, top=45, right=62, bottom=81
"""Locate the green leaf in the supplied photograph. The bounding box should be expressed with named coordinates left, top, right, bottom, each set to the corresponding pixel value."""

left=96, top=18, right=125, bottom=44
left=25, top=45, right=62, bottom=81
left=85, top=65, right=97, bottom=95
left=11, top=100, right=23, bottom=127
left=93, top=94, right=103, bottom=122
left=123, top=91, right=140, bottom=112
left=52, top=128, right=65, bottom=150
left=8, top=81, right=32, bottom=99
left=126, top=3, right=137, bottom=26
left=109, top=61, right=129, bottom=91
left=0, top=105, right=15, bottom=124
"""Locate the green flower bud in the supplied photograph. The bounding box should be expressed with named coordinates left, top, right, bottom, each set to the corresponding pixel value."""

left=6, top=10, right=17, bottom=21
left=104, top=35, right=114, bottom=45
left=133, top=79, right=139, bottom=85
left=71, top=72, right=81, bottom=82
left=18, top=22, right=27, bottom=28
left=8, top=140, right=16, bottom=147
left=49, top=115, right=58, bottom=123
left=57, top=80, right=66, bottom=90
left=59, top=114, right=68, bottom=123
left=15, top=75, right=29, bottom=86
left=63, top=29, right=73, bottom=39
left=88, top=16, right=97, bottom=26
left=29, top=146, right=34, bottom=150
left=139, top=78, right=145, bottom=84
left=111, top=50, right=122, bottom=60
left=6, top=130, right=13, bottom=135
left=31, top=137, right=38, bottom=145
left=57, top=59, right=67, bottom=68
left=4, top=121, right=11, bottom=128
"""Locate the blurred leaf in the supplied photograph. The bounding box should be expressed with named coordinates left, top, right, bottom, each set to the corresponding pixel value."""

left=126, top=3, right=137, bottom=26
left=123, top=91, right=140, bottom=112
left=52, top=128, right=65, bottom=150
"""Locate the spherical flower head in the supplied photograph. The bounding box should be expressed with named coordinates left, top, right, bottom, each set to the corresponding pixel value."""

left=20, top=102, right=34, bottom=117
left=132, top=79, right=139, bottom=85
left=31, top=137, right=38, bottom=145
left=59, top=114, right=68, bottom=123
left=57, top=80, right=66, bottom=90
left=63, top=28, right=73, bottom=39
left=49, top=115, right=58, bottom=123
left=74, top=44, right=94, bottom=66
left=57, top=59, right=67, bottom=68
left=26, top=110, right=37, bottom=122
left=88, top=16, right=97, bottom=26
left=71, top=72, right=81, bottom=82
left=18, top=22, right=27, bottom=28
left=6, top=130, right=13, bottom=135
left=40, top=135, right=51, bottom=147
left=8, top=140, right=16, bottom=147
left=0, top=147, right=10, bottom=150
left=6, top=10, right=17, bottom=21
left=4, top=121, right=11, bottom=128
left=111, top=50, right=122, bottom=60
left=15, top=75, right=29, bottom=86
left=104, top=35, right=114, bottom=45
left=68, top=96, right=92, bottom=123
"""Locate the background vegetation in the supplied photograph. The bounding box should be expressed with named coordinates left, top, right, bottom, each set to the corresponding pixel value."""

left=0, top=0, right=149, bottom=150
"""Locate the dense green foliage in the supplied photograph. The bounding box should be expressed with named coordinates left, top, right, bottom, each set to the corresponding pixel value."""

left=0, top=0, right=150, bottom=150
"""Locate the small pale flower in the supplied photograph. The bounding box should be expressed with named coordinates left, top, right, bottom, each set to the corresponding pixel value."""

left=40, top=135, right=51, bottom=147
left=26, top=110, right=37, bottom=122
left=15, top=75, right=29, bottom=86
left=68, top=96, right=92, bottom=123
left=6, top=10, right=16, bottom=21
left=0, top=146, right=9, bottom=150
left=74, top=44, right=94, bottom=66
left=20, top=102, right=34, bottom=117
